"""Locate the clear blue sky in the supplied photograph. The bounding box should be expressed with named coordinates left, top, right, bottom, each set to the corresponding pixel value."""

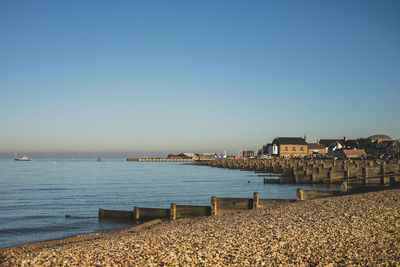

left=1, top=0, right=399, bottom=157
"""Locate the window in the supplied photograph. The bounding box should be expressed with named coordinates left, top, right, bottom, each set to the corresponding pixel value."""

left=292, top=146, right=296, bottom=152
left=284, top=146, right=288, bottom=152
left=300, top=146, right=303, bottom=152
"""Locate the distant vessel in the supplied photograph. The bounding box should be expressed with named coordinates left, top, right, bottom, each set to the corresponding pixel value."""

left=14, top=155, right=31, bottom=161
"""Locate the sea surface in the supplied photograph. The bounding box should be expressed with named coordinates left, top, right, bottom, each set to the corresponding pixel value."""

left=0, top=158, right=319, bottom=248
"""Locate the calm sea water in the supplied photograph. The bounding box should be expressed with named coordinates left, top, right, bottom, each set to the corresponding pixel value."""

left=0, top=159, right=316, bottom=248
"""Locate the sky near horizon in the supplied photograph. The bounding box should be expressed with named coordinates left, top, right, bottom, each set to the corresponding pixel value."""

left=0, top=0, right=399, bottom=156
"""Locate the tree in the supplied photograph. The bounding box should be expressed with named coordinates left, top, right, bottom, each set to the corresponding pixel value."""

left=388, top=143, right=400, bottom=160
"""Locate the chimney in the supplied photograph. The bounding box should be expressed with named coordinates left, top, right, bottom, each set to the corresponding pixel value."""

left=344, top=136, right=348, bottom=141
left=304, top=134, right=307, bottom=143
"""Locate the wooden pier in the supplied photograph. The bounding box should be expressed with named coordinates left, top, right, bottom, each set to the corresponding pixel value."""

left=127, top=158, right=193, bottom=162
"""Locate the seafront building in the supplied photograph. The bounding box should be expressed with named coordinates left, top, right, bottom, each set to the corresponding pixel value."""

left=366, top=134, right=399, bottom=156
left=319, top=136, right=359, bottom=157
left=259, top=134, right=396, bottom=159
left=307, top=143, right=326, bottom=156
left=269, top=137, right=308, bottom=158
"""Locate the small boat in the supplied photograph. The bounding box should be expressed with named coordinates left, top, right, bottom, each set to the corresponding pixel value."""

left=15, top=155, right=31, bottom=161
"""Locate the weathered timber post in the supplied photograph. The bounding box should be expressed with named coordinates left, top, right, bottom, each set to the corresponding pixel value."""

left=341, top=181, right=348, bottom=192
left=363, top=167, right=370, bottom=185
left=311, top=170, right=318, bottom=183
left=98, top=208, right=104, bottom=219
left=296, top=189, right=304, bottom=201
left=253, top=192, right=259, bottom=209
left=368, top=160, right=374, bottom=167
left=390, top=176, right=396, bottom=187
left=134, top=206, right=140, bottom=220
left=211, top=196, right=217, bottom=216
left=170, top=203, right=176, bottom=220
left=380, top=163, right=386, bottom=185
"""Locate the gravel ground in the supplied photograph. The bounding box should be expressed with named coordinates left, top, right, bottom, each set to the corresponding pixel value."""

left=1, top=189, right=399, bottom=266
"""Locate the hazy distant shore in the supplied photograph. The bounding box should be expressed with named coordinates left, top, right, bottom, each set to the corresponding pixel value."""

left=1, top=189, right=399, bottom=266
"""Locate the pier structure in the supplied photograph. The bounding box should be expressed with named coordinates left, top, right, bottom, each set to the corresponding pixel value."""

left=127, top=158, right=193, bottom=162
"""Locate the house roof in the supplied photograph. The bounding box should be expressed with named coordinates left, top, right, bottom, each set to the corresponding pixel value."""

left=368, top=134, right=392, bottom=142
left=343, top=140, right=359, bottom=149
left=376, top=140, right=396, bottom=147
left=272, top=137, right=307, bottom=145
left=182, top=153, right=197, bottom=158
left=168, top=152, right=198, bottom=158
left=308, top=143, right=325, bottom=149
left=319, top=139, right=358, bottom=149
left=319, top=139, right=341, bottom=147
left=342, top=149, right=366, bottom=158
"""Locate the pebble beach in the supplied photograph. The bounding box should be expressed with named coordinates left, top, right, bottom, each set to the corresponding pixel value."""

left=1, top=189, right=399, bottom=266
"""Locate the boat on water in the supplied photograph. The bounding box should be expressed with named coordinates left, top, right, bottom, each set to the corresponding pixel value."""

left=14, top=155, right=31, bottom=161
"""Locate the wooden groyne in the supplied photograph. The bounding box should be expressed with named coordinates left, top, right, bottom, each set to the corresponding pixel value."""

left=193, top=158, right=400, bottom=186
left=100, top=158, right=399, bottom=221
left=211, top=193, right=295, bottom=215
left=99, top=193, right=295, bottom=220
left=127, top=158, right=193, bottom=162
left=99, top=183, right=399, bottom=221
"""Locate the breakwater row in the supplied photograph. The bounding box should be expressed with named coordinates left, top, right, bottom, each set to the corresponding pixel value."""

left=100, top=158, right=399, bottom=221
left=193, top=158, right=400, bottom=186
left=99, top=193, right=294, bottom=221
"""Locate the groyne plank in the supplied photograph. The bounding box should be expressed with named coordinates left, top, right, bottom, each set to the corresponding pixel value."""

left=98, top=209, right=133, bottom=219
left=258, top=199, right=296, bottom=207
left=138, top=207, right=170, bottom=219
left=297, top=189, right=341, bottom=201
left=175, top=205, right=211, bottom=219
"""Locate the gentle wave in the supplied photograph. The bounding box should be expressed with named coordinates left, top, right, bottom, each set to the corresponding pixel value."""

left=0, top=159, right=312, bottom=248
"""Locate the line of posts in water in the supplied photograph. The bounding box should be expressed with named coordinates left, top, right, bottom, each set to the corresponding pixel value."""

left=100, top=158, right=399, bottom=221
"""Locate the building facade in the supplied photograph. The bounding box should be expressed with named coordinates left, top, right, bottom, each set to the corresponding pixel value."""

left=271, top=137, right=308, bottom=157
left=307, top=143, right=326, bottom=156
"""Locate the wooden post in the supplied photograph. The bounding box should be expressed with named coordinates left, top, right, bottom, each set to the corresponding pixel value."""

left=346, top=168, right=351, bottom=179
left=363, top=167, right=369, bottom=185
left=170, top=203, right=176, bottom=220
left=390, top=176, right=395, bottom=187
left=253, top=192, right=259, bottom=209
left=296, top=189, right=304, bottom=201
left=98, top=208, right=104, bottom=219
left=133, top=206, right=140, bottom=220
left=368, top=160, right=374, bottom=167
left=340, top=181, right=348, bottom=193
left=380, top=163, right=385, bottom=185
left=211, top=196, right=217, bottom=216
